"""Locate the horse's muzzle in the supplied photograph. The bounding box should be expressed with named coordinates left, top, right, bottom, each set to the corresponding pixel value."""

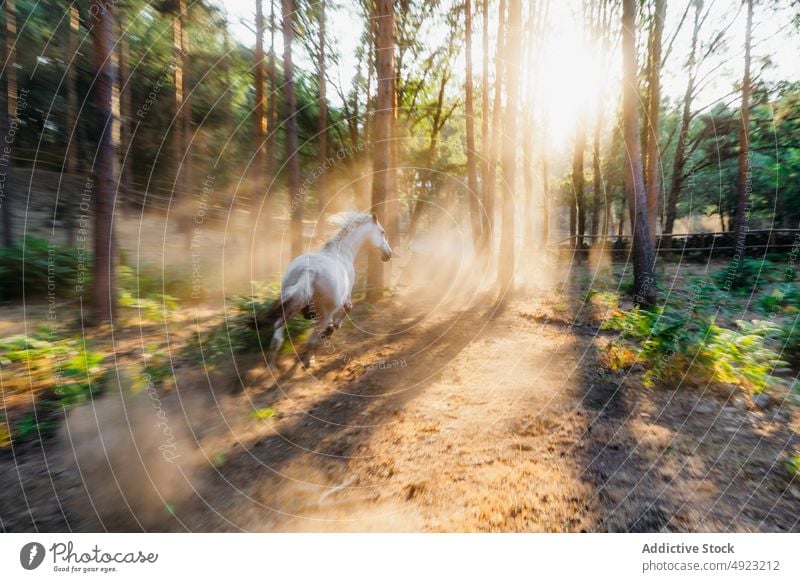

left=381, top=247, right=393, bottom=262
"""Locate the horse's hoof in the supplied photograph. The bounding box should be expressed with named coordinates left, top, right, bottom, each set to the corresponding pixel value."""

left=301, top=355, right=316, bottom=369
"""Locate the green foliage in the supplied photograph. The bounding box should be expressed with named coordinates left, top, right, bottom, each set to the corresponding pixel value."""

left=194, top=282, right=314, bottom=363
left=760, top=283, right=800, bottom=314
left=603, top=306, right=787, bottom=392
left=117, top=265, right=179, bottom=320
left=0, top=333, right=106, bottom=446
left=713, top=258, right=778, bottom=293
left=0, top=237, right=86, bottom=301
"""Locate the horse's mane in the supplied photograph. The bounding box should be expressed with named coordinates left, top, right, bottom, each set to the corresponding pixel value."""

left=323, top=211, right=372, bottom=249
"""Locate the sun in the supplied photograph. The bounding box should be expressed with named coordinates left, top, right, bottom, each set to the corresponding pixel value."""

left=533, top=2, right=615, bottom=148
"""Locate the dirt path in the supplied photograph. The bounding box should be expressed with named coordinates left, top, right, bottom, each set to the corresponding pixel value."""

left=160, top=282, right=800, bottom=531
left=3, top=276, right=800, bottom=532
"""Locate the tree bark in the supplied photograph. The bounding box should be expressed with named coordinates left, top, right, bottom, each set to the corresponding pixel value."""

left=480, top=0, right=491, bottom=249
left=317, top=0, right=329, bottom=215
left=366, top=0, right=393, bottom=301
left=498, top=0, right=521, bottom=292
left=541, top=118, right=550, bottom=246
left=465, top=0, right=481, bottom=248
left=266, top=0, right=277, bottom=190
left=591, top=113, right=603, bottom=238
left=118, top=10, right=132, bottom=208
left=63, top=4, right=80, bottom=244
left=487, top=0, right=507, bottom=254
left=664, top=0, right=701, bottom=236
left=253, top=0, right=266, bottom=234
left=282, top=0, right=303, bottom=256
left=173, top=0, right=192, bottom=248
left=622, top=0, right=656, bottom=306
left=90, top=0, right=117, bottom=324
left=571, top=122, right=586, bottom=247
left=1, top=0, right=17, bottom=246
left=644, top=0, right=666, bottom=244
left=734, top=0, right=753, bottom=250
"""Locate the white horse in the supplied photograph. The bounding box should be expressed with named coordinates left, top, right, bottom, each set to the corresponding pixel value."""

left=258, top=211, right=393, bottom=365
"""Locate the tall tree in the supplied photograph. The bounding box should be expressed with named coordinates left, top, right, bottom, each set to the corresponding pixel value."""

left=317, top=0, right=329, bottom=214
left=254, top=0, right=266, bottom=233
left=480, top=0, right=491, bottom=248
left=734, top=0, right=753, bottom=246
left=664, top=0, right=702, bottom=235
left=367, top=0, right=394, bottom=301
left=541, top=116, right=550, bottom=245
left=282, top=0, right=302, bottom=256
left=118, top=9, right=132, bottom=206
left=90, top=0, right=117, bottom=324
left=1, top=0, right=17, bottom=246
left=571, top=122, right=586, bottom=247
left=266, top=0, right=278, bottom=190
left=63, top=3, right=81, bottom=244
left=590, top=0, right=611, bottom=239
left=622, top=0, right=656, bottom=305
left=498, top=0, right=521, bottom=292
left=465, top=0, right=481, bottom=247
left=644, top=0, right=666, bottom=243
left=487, top=0, right=507, bottom=252
left=172, top=0, right=192, bottom=247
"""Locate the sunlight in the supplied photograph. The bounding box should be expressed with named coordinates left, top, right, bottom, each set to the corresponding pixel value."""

left=537, top=9, right=610, bottom=147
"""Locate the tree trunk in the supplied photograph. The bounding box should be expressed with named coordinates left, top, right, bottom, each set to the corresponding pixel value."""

left=253, top=0, right=266, bottom=235
left=317, top=1, right=329, bottom=215
left=734, top=0, right=753, bottom=250
left=664, top=0, right=701, bottom=236
left=1, top=0, right=17, bottom=246
left=282, top=0, right=302, bottom=256
left=498, top=0, right=521, bottom=292
left=541, top=118, right=550, bottom=246
left=591, top=110, right=603, bottom=238
left=173, top=0, right=192, bottom=248
left=63, top=4, right=80, bottom=244
left=487, top=0, right=507, bottom=254
left=572, top=122, right=586, bottom=248
left=118, top=10, right=132, bottom=208
left=480, top=0, right=491, bottom=249
left=622, top=0, right=656, bottom=306
left=464, top=0, right=481, bottom=248
left=367, top=0, right=393, bottom=301
left=644, top=0, right=666, bottom=244
left=90, top=0, right=117, bottom=324
left=266, top=0, right=277, bottom=190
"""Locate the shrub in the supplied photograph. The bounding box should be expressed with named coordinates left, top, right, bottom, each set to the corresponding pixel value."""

left=0, top=237, right=86, bottom=301
left=713, top=258, right=777, bottom=293
left=603, top=306, right=787, bottom=392
left=0, top=334, right=106, bottom=445
left=760, top=283, right=800, bottom=314
left=118, top=265, right=179, bottom=320
left=193, top=282, right=314, bottom=363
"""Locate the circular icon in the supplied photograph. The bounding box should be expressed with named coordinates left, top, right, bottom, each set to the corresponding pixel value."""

left=19, top=542, right=45, bottom=570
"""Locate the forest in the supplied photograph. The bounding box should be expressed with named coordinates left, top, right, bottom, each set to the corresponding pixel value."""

left=0, top=0, right=799, bottom=533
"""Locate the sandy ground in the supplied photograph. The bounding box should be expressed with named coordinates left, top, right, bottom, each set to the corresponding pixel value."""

left=2, top=257, right=799, bottom=532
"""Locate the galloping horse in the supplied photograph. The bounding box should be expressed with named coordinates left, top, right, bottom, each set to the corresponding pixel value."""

left=258, top=212, right=392, bottom=365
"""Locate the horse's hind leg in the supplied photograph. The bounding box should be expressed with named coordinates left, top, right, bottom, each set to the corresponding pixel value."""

left=301, top=312, right=333, bottom=367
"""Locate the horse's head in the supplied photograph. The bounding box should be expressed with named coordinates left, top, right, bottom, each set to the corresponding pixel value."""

left=368, top=212, right=393, bottom=262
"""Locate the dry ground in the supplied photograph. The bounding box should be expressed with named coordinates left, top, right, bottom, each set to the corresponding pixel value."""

left=2, top=256, right=799, bottom=532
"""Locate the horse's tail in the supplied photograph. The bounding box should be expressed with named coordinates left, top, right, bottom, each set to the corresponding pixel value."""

left=254, top=271, right=314, bottom=330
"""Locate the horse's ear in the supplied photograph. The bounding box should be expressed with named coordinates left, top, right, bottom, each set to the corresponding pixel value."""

left=371, top=212, right=378, bottom=223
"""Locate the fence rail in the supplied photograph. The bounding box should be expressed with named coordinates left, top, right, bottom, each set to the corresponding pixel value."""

left=549, top=229, right=800, bottom=259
